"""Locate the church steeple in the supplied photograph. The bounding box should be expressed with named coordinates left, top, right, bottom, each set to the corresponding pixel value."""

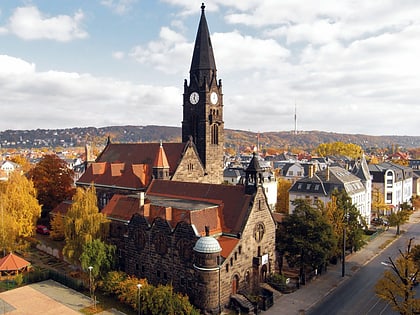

left=182, top=3, right=224, bottom=184
left=190, top=3, right=217, bottom=89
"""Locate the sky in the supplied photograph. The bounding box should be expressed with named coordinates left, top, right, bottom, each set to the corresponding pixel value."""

left=0, top=0, right=419, bottom=136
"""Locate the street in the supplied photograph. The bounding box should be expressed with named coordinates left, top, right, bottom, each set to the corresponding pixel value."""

left=307, top=214, right=420, bottom=315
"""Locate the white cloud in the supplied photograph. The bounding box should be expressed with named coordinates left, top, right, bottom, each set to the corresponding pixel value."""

left=100, top=0, right=138, bottom=15
left=0, top=55, right=36, bottom=74
left=0, top=55, right=181, bottom=130
left=129, top=27, right=190, bottom=74
left=5, top=6, right=87, bottom=41
left=112, top=51, right=125, bottom=60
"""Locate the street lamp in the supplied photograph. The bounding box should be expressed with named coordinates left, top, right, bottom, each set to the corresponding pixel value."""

left=137, top=283, right=142, bottom=315
left=88, top=266, right=95, bottom=309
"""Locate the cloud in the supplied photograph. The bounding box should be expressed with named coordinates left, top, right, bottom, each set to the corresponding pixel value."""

left=4, top=6, right=87, bottom=41
left=112, top=51, right=125, bottom=60
left=0, top=55, right=181, bottom=130
left=100, top=0, right=138, bottom=15
left=129, top=27, right=190, bottom=74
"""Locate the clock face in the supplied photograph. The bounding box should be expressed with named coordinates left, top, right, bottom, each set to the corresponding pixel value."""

left=210, top=92, right=218, bottom=105
left=189, top=92, right=199, bottom=105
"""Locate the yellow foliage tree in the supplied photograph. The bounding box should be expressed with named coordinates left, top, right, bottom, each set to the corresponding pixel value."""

left=315, top=142, right=362, bottom=159
left=276, top=179, right=292, bottom=213
left=375, top=239, right=420, bottom=314
left=50, top=213, right=65, bottom=241
left=371, top=188, right=389, bottom=217
left=63, top=185, right=109, bottom=265
left=0, top=172, right=41, bottom=253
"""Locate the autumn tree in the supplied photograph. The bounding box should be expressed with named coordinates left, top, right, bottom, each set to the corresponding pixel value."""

left=0, top=172, right=41, bottom=253
left=100, top=271, right=200, bottom=315
left=323, top=195, right=343, bottom=260
left=276, top=178, right=292, bottom=213
left=50, top=214, right=65, bottom=241
left=278, top=199, right=336, bottom=284
left=63, top=185, right=109, bottom=265
left=315, top=141, right=362, bottom=159
left=388, top=202, right=411, bottom=235
left=371, top=188, right=389, bottom=218
left=10, top=155, right=31, bottom=173
left=28, top=154, right=75, bottom=212
left=375, top=238, right=420, bottom=314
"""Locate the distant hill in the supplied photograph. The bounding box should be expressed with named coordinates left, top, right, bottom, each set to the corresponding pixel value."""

left=1, top=125, right=420, bottom=151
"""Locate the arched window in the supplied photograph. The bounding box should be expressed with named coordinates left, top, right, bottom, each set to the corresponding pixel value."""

left=211, top=124, right=218, bottom=145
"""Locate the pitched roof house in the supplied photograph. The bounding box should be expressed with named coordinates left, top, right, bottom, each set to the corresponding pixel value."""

left=289, top=164, right=372, bottom=222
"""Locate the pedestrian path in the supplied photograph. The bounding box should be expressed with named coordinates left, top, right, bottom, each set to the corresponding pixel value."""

left=264, top=211, right=420, bottom=315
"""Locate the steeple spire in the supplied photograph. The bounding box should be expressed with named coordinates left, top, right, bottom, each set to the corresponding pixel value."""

left=190, top=3, right=217, bottom=88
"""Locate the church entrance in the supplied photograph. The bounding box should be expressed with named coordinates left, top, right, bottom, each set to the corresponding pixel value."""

left=231, top=275, right=239, bottom=294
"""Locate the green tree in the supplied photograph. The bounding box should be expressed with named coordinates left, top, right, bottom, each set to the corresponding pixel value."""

left=279, top=199, right=336, bottom=284
left=388, top=203, right=411, bottom=235
left=28, top=154, right=75, bottom=212
left=333, top=189, right=367, bottom=253
left=80, top=239, right=116, bottom=280
left=100, top=271, right=200, bottom=315
left=63, top=185, right=109, bottom=265
left=375, top=238, right=420, bottom=314
left=0, top=172, right=41, bottom=253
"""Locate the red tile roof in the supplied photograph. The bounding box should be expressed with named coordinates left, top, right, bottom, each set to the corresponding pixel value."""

left=102, top=194, right=142, bottom=221
left=50, top=200, right=72, bottom=216
left=147, top=180, right=251, bottom=236
left=154, top=143, right=170, bottom=168
left=97, top=142, right=185, bottom=173
left=218, top=236, right=239, bottom=258
left=0, top=253, right=30, bottom=271
left=78, top=162, right=149, bottom=189
left=77, top=142, right=187, bottom=190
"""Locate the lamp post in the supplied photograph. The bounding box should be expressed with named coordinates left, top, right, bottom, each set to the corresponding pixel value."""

left=88, top=266, right=95, bottom=309
left=137, top=283, right=142, bottom=315
left=217, top=255, right=221, bottom=315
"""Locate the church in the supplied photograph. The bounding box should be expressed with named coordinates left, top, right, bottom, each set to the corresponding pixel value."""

left=77, top=4, right=277, bottom=313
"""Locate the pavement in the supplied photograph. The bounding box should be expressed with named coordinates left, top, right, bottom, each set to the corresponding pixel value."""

left=264, top=210, right=420, bottom=315
left=0, top=280, right=126, bottom=315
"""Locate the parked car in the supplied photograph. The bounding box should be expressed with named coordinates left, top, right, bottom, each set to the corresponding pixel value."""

left=36, top=225, right=50, bottom=235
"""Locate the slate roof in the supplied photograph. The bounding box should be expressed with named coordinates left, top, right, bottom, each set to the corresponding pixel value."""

left=368, top=162, right=413, bottom=183
left=190, top=4, right=217, bottom=87
left=289, top=166, right=365, bottom=196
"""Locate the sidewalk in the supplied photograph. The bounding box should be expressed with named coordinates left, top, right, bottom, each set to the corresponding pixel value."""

left=264, top=211, right=420, bottom=315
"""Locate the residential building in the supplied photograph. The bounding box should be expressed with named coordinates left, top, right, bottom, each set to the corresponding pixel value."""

left=289, top=164, right=371, bottom=223
left=368, top=162, right=413, bottom=211
left=0, top=160, right=21, bottom=181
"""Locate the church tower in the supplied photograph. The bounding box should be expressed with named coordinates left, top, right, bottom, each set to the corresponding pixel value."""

left=182, top=3, right=224, bottom=184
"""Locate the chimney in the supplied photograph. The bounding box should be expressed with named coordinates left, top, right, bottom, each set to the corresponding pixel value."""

left=309, top=164, right=314, bottom=178
left=138, top=192, right=145, bottom=208
left=165, top=207, right=172, bottom=221
left=143, top=203, right=150, bottom=217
